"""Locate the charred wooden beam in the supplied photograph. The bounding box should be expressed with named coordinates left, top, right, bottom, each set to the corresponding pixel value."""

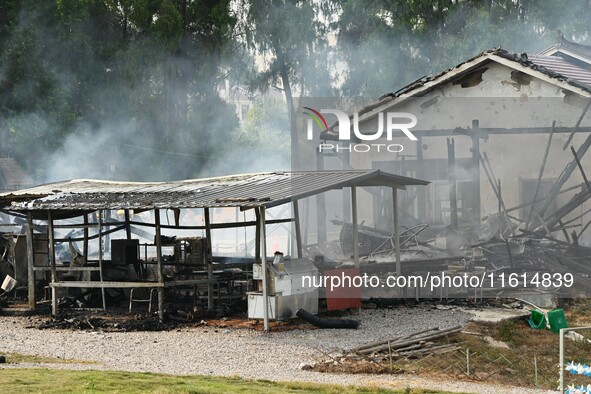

left=447, top=138, right=458, bottom=229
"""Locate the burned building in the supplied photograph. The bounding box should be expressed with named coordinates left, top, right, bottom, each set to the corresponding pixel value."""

left=0, top=170, right=427, bottom=329
left=316, top=34, right=591, bottom=248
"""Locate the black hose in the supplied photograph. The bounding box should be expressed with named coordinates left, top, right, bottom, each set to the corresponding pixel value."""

left=296, top=308, right=360, bottom=329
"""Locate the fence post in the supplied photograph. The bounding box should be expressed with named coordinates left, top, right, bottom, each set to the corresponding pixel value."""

left=466, top=348, right=470, bottom=376
left=559, top=328, right=566, bottom=393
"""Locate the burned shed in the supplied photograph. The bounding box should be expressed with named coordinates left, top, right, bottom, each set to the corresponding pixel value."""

left=0, top=170, right=428, bottom=330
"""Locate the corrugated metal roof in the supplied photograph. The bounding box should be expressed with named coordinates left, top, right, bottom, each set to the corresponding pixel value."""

left=528, top=54, right=591, bottom=87
left=540, top=33, right=591, bottom=63
left=0, top=170, right=428, bottom=213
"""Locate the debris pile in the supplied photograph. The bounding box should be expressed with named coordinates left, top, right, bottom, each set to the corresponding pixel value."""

left=309, top=325, right=463, bottom=374
left=344, top=325, right=462, bottom=361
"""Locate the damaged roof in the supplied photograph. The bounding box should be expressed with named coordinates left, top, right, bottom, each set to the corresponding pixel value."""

left=390, top=47, right=591, bottom=98
left=540, top=31, right=591, bottom=64
left=0, top=170, right=428, bottom=215
left=320, top=42, right=591, bottom=139
left=526, top=54, right=591, bottom=87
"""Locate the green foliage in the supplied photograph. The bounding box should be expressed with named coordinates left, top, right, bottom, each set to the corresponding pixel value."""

left=236, top=97, right=289, bottom=149
left=334, top=0, right=591, bottom=96
left=0, top=0, right=240, bottom=181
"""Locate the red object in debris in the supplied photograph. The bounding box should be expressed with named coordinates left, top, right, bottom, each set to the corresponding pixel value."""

left=324, top=268, right=362, bottom=310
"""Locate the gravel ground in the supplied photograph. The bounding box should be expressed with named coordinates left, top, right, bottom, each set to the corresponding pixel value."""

left=0, top=306, right=553, bottom=394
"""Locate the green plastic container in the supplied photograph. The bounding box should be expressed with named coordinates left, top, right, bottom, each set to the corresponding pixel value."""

left=528, top=310, right=546, bottom=329
left=547, top=308, right=568, bottom=333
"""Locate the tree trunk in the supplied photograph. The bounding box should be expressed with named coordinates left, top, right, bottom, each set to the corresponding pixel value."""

left=278, top=54, right=298, bottom=168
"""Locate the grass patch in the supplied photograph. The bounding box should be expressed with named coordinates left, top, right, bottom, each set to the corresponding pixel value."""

left=2, top=352, right=97, bottom=364
left=315, top=317, right=591, bottom=390
left=0, top=368, right=455, bottom=394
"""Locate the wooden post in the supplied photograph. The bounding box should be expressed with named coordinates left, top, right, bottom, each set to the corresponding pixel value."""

left=124, top=210, right=132, bottom=240
left=316, top=150, right=327, bottom=245
left=351, top=187, right=359, bottom=267
left=497, top=179, right=502, bottom=213
left=83, top=214, right=89, bottom=260
left=471, top=120, right=481, bottom=231
left=416, top=136, right=426, bottom=222
left=293, top=200, right=303, bottom=258
left=447, top=138, right=458, bottom=229
left=26, top=212, right=35, bottom=310
left=204, top=207, right=214, bottom=310
left=104, top=210, right=111, bottom=253
left=48, top=211, right=57, bottom=317
left=98, top=210, right=106, bottom=311
left=343, top=171, right=351, bottom=222
left=154, top=209, right=164, bottom=322
left=393, top=188, right=401, bottom=276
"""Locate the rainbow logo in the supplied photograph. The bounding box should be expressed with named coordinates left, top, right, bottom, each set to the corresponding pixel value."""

left=303, top=107, right=328, bottom=132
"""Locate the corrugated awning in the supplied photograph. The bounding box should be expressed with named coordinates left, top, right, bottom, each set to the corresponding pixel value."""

left=0, top=170, right=428, bottom=215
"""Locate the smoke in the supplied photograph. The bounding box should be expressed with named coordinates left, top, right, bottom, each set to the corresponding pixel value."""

left=4, top=1, right=591, bottom=186
left=1, top=1, right=245, bottom=184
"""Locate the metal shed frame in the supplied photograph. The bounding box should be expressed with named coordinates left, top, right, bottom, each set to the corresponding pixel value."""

left=0, top=170, right=428, bottom=330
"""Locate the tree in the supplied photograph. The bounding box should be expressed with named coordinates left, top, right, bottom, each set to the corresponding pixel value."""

left=333, top=0, right=591, bottom=97
left=0, top=0, right=241, bottom=181
left=239, top=0, right=335, bottom=167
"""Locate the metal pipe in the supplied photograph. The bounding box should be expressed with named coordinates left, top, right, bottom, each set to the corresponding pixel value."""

left=296, top=308, right=359, bottom=329
left=204, top=208, right=214, bottom=310
left=259, top=206, right=269, bottom=331
left=48, top=211, right=57, bottom=317
left=559, top=328, right=565, bottom=392
left=98, top=211, right=106, bottom=310
left=293, top=200, right=303, bottom=258
left=154, top=209, right=164, bottom=322
left=393, top=188, right=401, bottom=276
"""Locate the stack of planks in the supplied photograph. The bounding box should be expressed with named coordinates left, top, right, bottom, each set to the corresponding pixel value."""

left=345, top=325, right=463, bottom=360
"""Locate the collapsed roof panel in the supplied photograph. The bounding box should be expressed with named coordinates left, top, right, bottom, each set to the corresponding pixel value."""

left=0, top=170, right=429, bottom=214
